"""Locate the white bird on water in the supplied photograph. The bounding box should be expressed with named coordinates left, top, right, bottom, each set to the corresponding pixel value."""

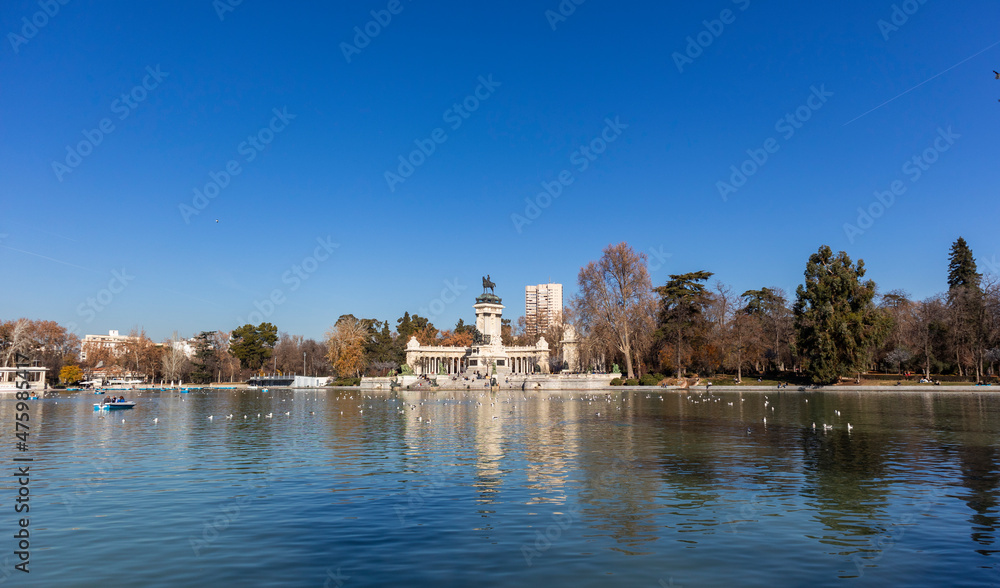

left=847, top=423, right=853, bottom=431
left=208, top=415, right=213, bottom=420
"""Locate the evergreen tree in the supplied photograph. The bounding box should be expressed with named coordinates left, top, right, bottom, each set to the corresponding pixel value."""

left=793, top=246, right=890, bottom=384
left=655, top=271, right=714, bottom=378
left=946, top=238, right=987, bottom=380
left=189, top=331, right=216, bottom=384
left=229, top=322, right=279, bottom=371
left=948, top=237, right=981, bottom=292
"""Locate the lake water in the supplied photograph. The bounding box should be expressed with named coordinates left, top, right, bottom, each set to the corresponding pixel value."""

left=2, top=387, right=1000, bottom=587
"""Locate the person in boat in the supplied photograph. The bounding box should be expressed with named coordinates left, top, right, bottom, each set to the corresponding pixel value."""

left=119, top=396, right=125, bottom=402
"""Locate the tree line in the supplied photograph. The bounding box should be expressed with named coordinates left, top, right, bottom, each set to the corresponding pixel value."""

left=0, top=322, right=333, bottom=385
left=6, top=236, right=994, bottom=387
left=571, top=238, right=1000, bottom=385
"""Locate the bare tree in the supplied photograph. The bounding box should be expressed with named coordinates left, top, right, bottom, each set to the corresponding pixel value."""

left=162, top=332, right=189, bottom=384
left=573, top=242, right=655, bottom=379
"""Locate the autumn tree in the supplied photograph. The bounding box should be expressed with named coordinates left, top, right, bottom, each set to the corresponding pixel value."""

left=59, top=364, right=83, bottom=384
left=742, top=287, right=794, bottom=372
left=793, top=246, right=890, bottom=384
left=574, top=242, right=655, bottom=379
left=326, top=315, right=366, bottom=378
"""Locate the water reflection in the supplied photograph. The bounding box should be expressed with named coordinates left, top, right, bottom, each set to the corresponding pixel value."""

left=3, top=388, right=1000, bottom=586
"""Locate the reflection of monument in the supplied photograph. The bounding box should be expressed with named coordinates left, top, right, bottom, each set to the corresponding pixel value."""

left=406, top=277, right=550, bottom=377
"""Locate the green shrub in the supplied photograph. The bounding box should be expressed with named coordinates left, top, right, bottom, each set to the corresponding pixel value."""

left=624, top=378, right=640, bottom=386
left=332, top=377, right=360, bottom=386
left=610, top=377, right=623, bottom=386
left=639, top=373, right=660, bottom=386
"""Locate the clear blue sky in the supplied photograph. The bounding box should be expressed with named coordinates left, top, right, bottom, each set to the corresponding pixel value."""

left=2, top=0, right=998, bottom=342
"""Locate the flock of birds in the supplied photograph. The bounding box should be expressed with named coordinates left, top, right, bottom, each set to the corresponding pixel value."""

left=97, top=389, right=856, bottom=437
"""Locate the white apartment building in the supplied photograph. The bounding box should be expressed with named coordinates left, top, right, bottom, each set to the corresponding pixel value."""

left=525, top=283, right=563, bottom=337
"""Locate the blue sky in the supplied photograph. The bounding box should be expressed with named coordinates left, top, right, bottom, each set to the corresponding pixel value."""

left=2, top=0, right=998, bottom=342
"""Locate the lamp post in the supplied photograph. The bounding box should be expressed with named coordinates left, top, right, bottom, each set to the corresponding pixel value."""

left=303, top=352, right=306, bottom=377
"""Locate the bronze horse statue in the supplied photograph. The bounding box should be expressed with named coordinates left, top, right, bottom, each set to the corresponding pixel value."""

left=482, top=275, right=496, bottom=294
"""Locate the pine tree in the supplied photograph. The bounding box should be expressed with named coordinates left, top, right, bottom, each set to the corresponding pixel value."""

left=793, top=246, right=890, bottom=384
left=655, top=271, right=714, bottom=378
left=947, top=237, right=980, bottom=292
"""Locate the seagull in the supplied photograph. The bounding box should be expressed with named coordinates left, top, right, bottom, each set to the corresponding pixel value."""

left=216, top=219, right=219, bottom=223
left=153, top=417, right=158, bottom=424
left=847, top=423, right=853, bottom=431
left=995, top=71, right=999, bottom=79
left=208, top=415, right=213, bottom=420
left=122, top=418, right=126, bottom=423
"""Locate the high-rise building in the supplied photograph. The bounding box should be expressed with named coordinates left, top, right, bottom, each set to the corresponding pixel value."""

left=525, top=283, right=563, bottom=337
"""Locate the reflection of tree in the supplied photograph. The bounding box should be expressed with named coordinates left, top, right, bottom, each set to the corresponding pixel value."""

left=573, top=412, right=673, bottom=551
left=956, top=442, right=1000, bottom=555
left=799, top=428, right=892, bottom=538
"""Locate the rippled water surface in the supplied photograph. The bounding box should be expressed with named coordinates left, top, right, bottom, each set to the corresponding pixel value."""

left=3, top=387, right=1000, bottom=586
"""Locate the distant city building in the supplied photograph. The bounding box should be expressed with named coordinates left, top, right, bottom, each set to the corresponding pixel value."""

left=79, top=329, right=133, bottom=361
left=525, top=283, right=563, bottom=337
